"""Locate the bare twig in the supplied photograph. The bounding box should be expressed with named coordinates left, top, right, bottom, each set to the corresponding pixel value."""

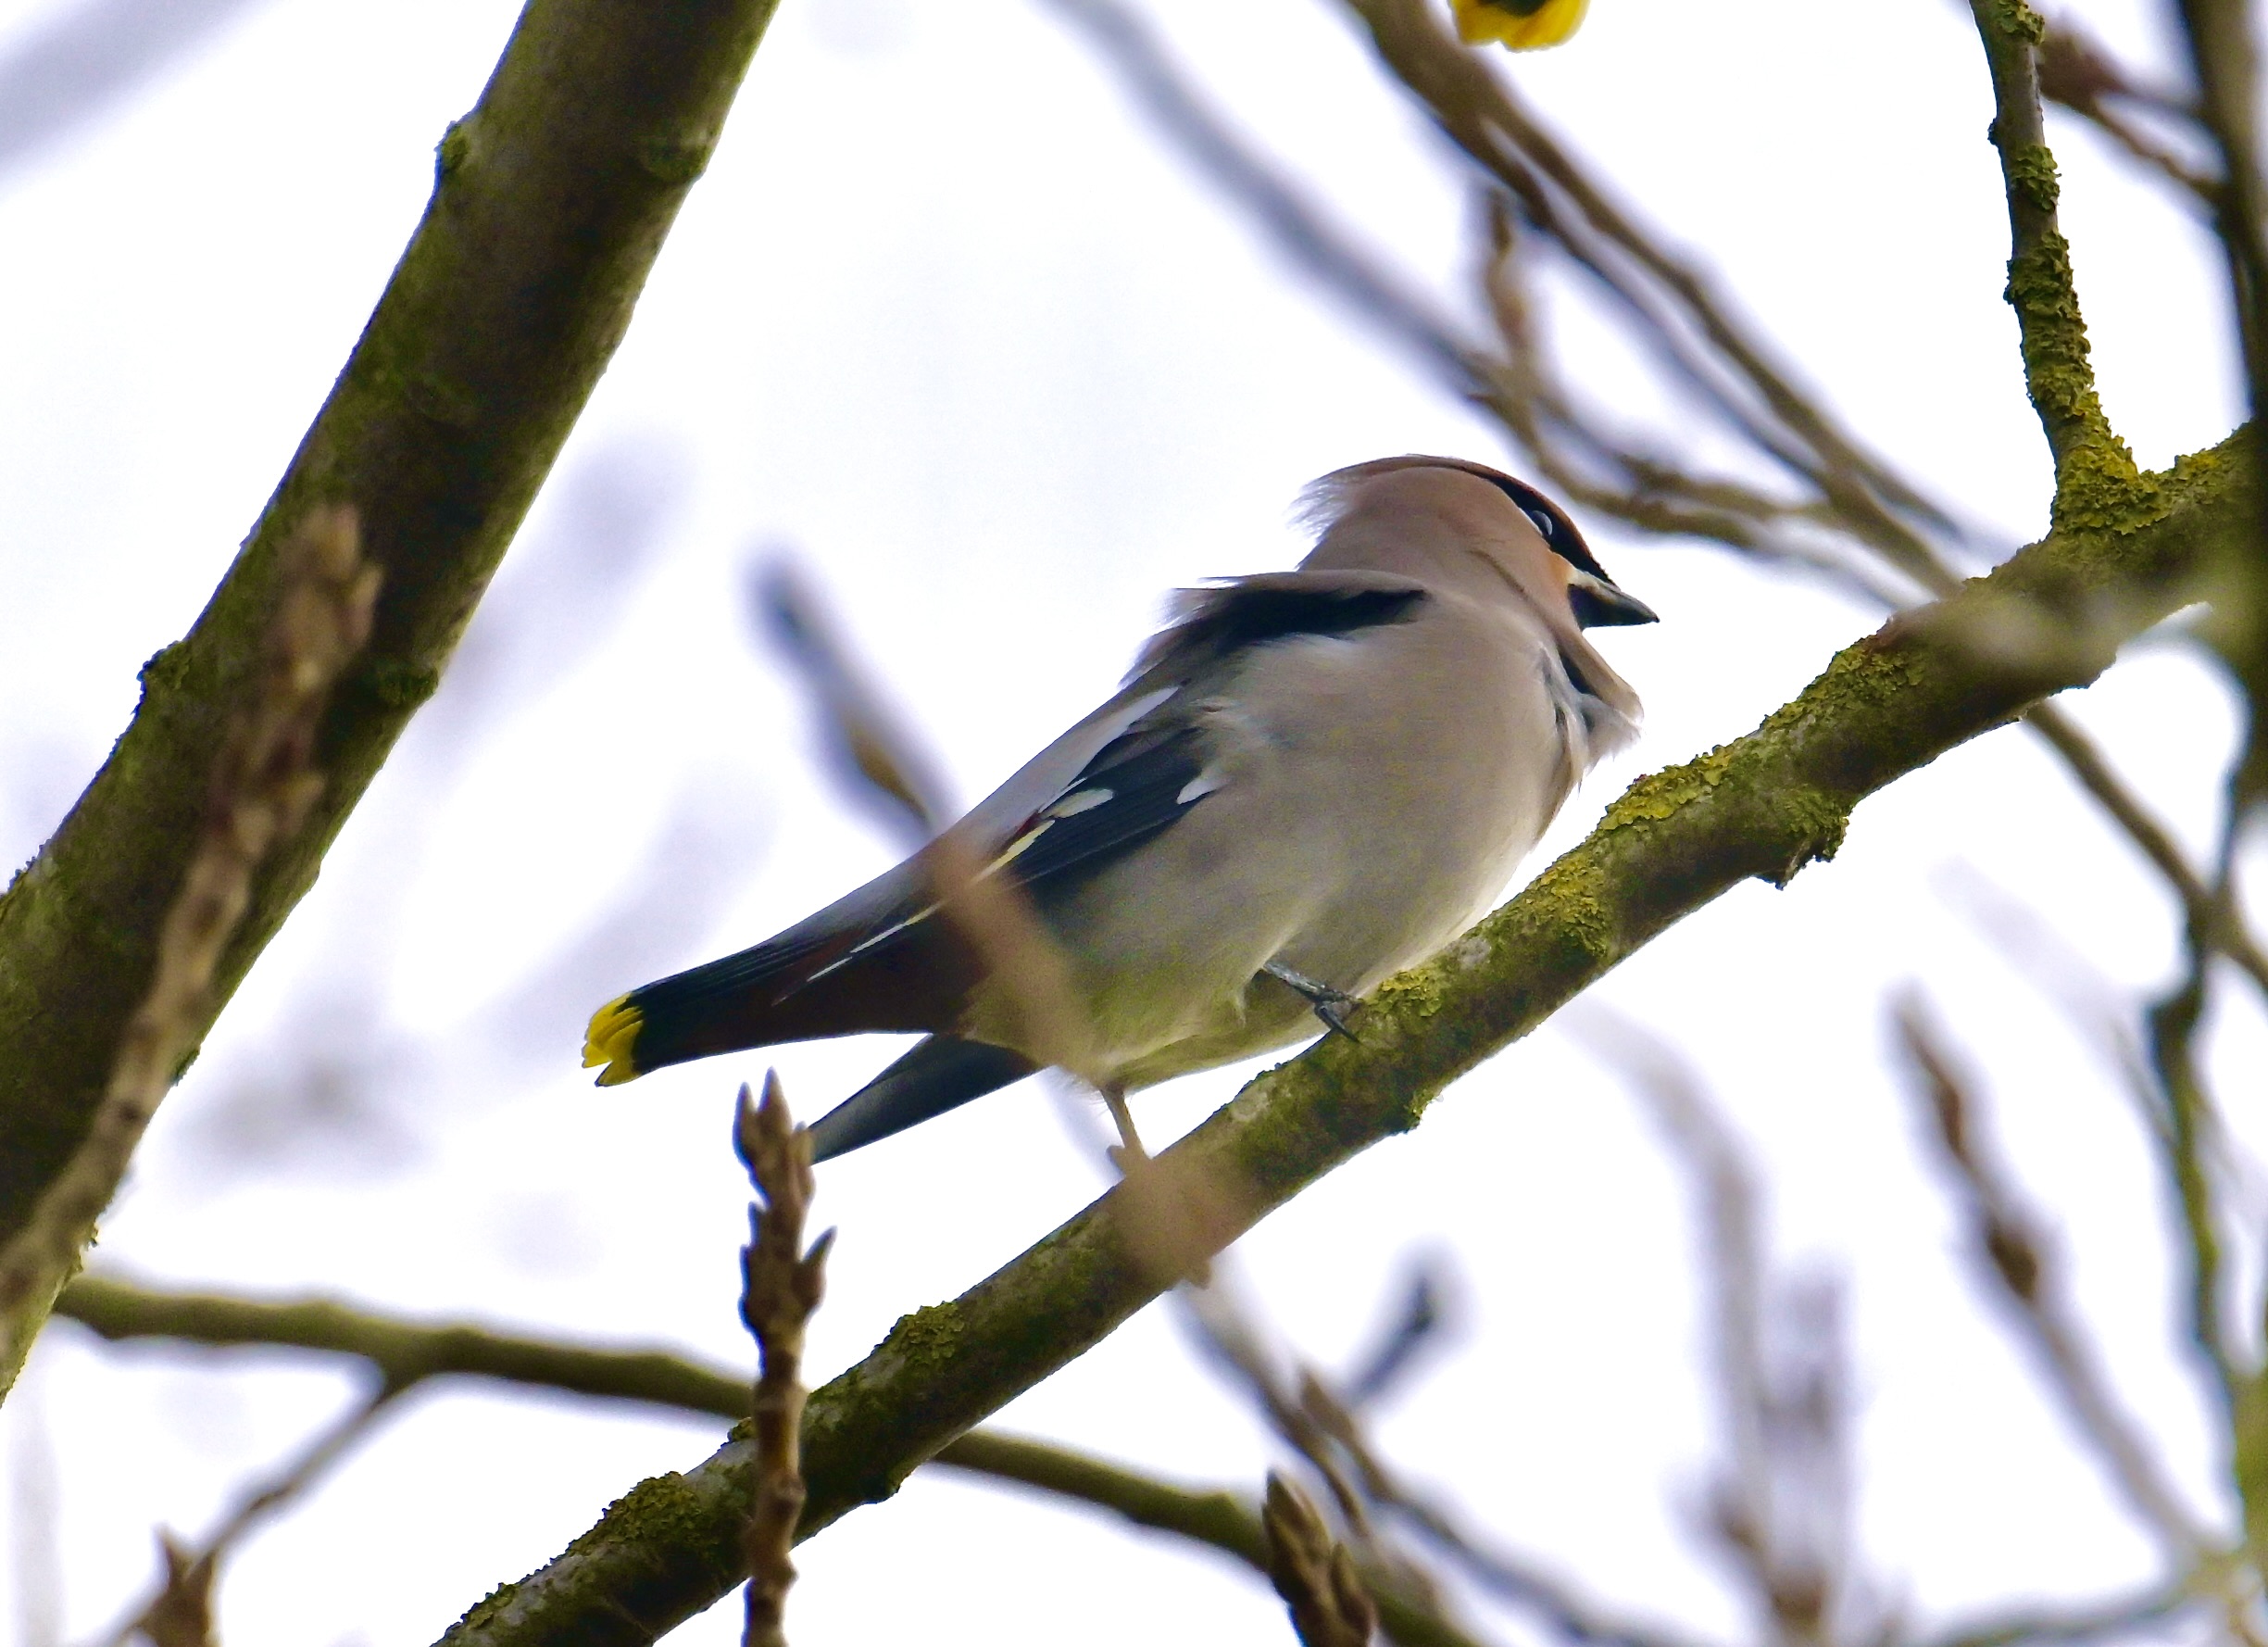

left=1570, top=1020, right=1873, bottom=1647
left=1298, top=1373, right=1723, bottom=1647
left=1182, top=1279, right=1379, bottom=1543
left=135, top=1536, right=215, bottom=1647
left=1342, top=1258, right=1451, bottom=1410
left=2036, top=17, right=2218, bottom=205
left=1185, top=1273, right=1723, bottom=1647
left=1894, top=994, right=2211, bottom=1557
left=733, top=1075, right=832, bottom=1647
left=1915, top=1582, right=2199, bottom=1647
left=95, top=1380, right=401, bottom=1647
left=1038, top=0, right=1485, bottom=396
left=2147, top=956, right=2237, bottom=1409
left=0, top=509, right=377, bottom=1385
left=2169, top=0, right=2268, bottom=803
left=56, top=1273, right=755, bottom=1416
left=935, top=1432, right=1489, bottom=1647
left=2022, top=705, right=2268, bottom=1001
left=1266, top=1473, right=1379, bottom=1647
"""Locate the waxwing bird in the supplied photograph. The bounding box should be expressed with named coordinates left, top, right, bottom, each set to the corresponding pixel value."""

left=583, top=457, right=1656, bottom=1163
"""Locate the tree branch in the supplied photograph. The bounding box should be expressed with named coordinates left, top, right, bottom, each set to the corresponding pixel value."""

left=431, top=425, right=2249, bottom=1647
left=0, top=512, right=375, bottom=1389
left=2167, top=0, right=2268, bottom=801
left=56, top=1276, right=1491, bottom=1647
left=1966, top=0, right=2138, bottom=531
left=0, top=0, right=783, bottom=1391
left=55, top=1273, right=758, bottom=1419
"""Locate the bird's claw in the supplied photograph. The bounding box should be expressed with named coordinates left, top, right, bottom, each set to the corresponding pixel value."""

left=1261, top=960, right=1362, bottom=1043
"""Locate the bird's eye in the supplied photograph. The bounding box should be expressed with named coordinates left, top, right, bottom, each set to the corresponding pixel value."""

left=1524, top=508, right=1554, bottom=537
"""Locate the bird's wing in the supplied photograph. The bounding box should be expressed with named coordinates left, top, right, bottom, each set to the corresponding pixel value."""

left=582, top=683, right=1182, bottom=1083
left=1122, top=570, right=1427, bottom=693
left=584, top=572, right=1429, bottom=1088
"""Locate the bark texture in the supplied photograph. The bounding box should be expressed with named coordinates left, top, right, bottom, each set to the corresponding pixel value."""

left=0, top=0, right=782, bottom=1383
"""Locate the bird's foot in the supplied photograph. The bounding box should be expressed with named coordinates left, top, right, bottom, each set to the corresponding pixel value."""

left=1260, top=960, right=1362, bottom=1043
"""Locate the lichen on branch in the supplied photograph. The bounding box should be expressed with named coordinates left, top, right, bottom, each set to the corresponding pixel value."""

left=1967, top=0, right=2142, bottom=528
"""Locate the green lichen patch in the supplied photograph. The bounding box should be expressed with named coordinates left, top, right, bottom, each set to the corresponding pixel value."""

left=1599, top=746, right=1738, bottom=831
left=2007, top=144, right=2060, bottom=213
left=2054, top=437, right=2156, bottom=534
left=451, top=1580, right=521, bottom=1634
left=1989, top=0, right=2046, bottom=42
left=434, top=119, right=471, bottom=181
left=360, top=659, right=444, bottom=710
left=572, top=1471, right=709, bottom=1559
left=2006, top=233, right=2111, bottom=440
left=877, top=1302, right=968, bottom=1375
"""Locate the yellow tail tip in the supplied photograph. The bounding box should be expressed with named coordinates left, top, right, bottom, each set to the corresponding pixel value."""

left=1453, top=0, right=1588, bottom=49
left=583, top=995, right=644, bottom=1085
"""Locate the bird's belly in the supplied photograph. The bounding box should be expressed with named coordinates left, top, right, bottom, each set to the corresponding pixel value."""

left=1025, top=652, right=1560, bottom=1090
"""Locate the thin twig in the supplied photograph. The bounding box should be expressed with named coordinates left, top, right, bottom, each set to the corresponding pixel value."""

left=2168, top=0, right=2268, bottom=804
left=0, top=508, right=377, bottom=1383
left=1568, top=1019, right=1872, bottom=1647
left=2023, top=705, right=2268, bottom=1001
left=1037, top=0, right=1488, bottom=396
left=936, top=1432, right=1489, bottom=1647
left=1185, top=1273, right=1722, bottom=1647
left=2148, top=955, right=2236, bottom=1409
left=1914, top=1582, right=2199, bottom=1647
left=733, top=1075, right=832, bottom=1647
left=2036, top=17, right=2219, bottom=206
left=133, top=1536, right=214, bottom=1647
left=1893, top=994, right=2212, bottom=1558
left=1265, top=1473, right=1379, bottom=1647
left=94, top=1379, right=402, bottom=1647
left=1342, top=1258, right=1451, bottom=1411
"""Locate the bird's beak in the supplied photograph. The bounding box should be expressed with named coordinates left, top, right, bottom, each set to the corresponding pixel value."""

left=1568, top=571, right=1660, bottom=629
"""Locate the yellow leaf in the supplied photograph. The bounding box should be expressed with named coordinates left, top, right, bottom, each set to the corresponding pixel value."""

left=1452, top=0, right=1589, bottom=50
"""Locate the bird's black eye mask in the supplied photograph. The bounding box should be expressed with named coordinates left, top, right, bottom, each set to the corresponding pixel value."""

left=1479, top=473, right=1610, bottom=581
left=1475, top=471, right=1658, bottom=628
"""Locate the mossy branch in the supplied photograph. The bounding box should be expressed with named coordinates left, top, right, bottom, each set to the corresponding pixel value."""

left=0, top=0, right=783, bottom=1392
left=431, top=434, right=2249, bottom=1647
left=1966, top=0, right=2139, bottom=528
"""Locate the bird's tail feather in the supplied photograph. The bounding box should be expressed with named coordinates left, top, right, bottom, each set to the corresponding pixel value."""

left=808, top=1037, right=1040, bottom=1162
left=583, top=920, right=976, bottom=1086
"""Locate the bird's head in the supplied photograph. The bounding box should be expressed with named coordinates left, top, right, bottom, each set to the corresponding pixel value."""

left=1296, top=455, right=1658, bottom=633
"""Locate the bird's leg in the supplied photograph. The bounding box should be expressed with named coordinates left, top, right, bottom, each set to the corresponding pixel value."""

left=1261, top=960, right=1360, bottom=1042
left=1099, top=1081, right=1212, bottom=1288
left=1100, top=1083, right=1150, bottom=1172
